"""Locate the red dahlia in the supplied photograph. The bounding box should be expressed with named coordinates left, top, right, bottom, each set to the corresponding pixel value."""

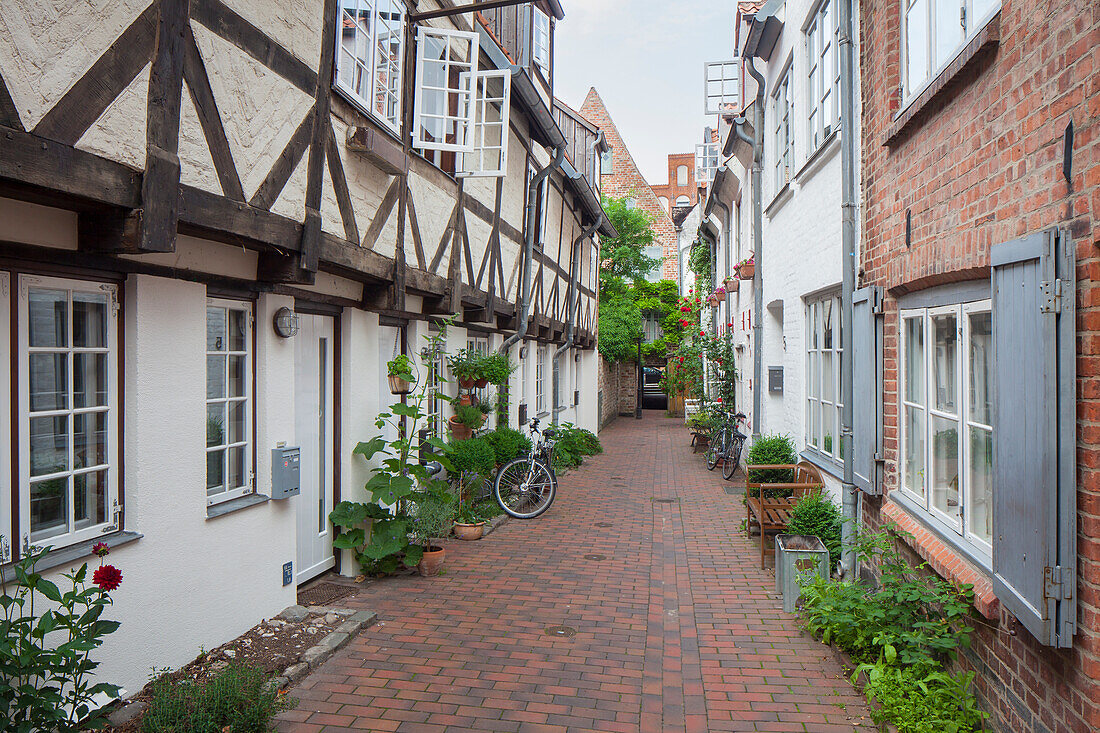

left=93, top=564, right=123, bottom=592
left=92, top=542, right=109, bottom=558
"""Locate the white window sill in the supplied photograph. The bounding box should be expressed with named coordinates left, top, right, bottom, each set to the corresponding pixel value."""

left=794, top=128, right=840, bottom=184
left=799, top=447, right=843, bottom=479
left=764, top=181, right=794, bottom=218
left=1, top=531, right=143, bottom=582
left=207, top=493, right=270, bottom=520
left=888, top=488, right=992, bottom=574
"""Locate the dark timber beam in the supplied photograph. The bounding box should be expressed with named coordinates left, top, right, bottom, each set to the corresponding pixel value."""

left=299, top=0, right=339, bottom=273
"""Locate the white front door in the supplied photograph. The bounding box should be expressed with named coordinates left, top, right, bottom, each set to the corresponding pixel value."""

left=295, top=313, right=335, bottom=583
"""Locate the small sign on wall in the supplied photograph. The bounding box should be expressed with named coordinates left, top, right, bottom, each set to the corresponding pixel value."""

left=283, top=562, right=293, bottom=586
left=768, top=366, right=783, bottom=393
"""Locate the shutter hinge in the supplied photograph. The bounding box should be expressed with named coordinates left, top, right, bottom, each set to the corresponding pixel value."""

left=1044, top=565, right=1073, bottom=600
left=1040, top=279, right=1063, bottom=314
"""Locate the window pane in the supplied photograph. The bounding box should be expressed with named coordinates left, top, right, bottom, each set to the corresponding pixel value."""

left=30, top=415, right=69, bottom=476
left=932, top=313, right=957, bottom=412
left=73, top=353, right=108, bottom=408
left=228, top=401, right=246, bottom=444
left=30, top=477, right=69, bottom=540
left=934, top=0, right=964, bottom=68
left=972, top=0, right=998, bottom=24
left=931, top=414, right=960, bottom=522
left=904, top=316, right=924, bottom=404
left=968, top=311, right=992, bottom=425
left=74, top=411, right=107, bottom=469
left=29, top=353, right=68, bottom=411
left=228, top=446, right=247, bottom=489
left=72, top=292, right=108, bottom=348
left=207, top=449, right=226, bottom=494
left=29, top=289, right=68, bottom=348
left=74, top=470, right=107, bottom=526
left=207, top=355, right=226, bottom=399
left=228, top=355, right=246, bottom=397
left=968, top=426, right=993, bottom=545
left=906, top=0, right=929, bottom=91
left=206, top=307, right=226, bottom=351
left=822, top=351, right=834, bottom=403
left=207, top=403, right=226, bottom=448
left=903, top=405, right=926, bottom=499
left=807, top=351, right=818, bottom=400
left=810, top=400, right=820, bottom=447
left=228, top=309, right=246, bottom=351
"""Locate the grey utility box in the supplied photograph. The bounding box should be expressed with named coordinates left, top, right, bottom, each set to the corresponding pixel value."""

left=775, top=534, right=830, bottom=613
left=271, top=447, right=301, bottom=499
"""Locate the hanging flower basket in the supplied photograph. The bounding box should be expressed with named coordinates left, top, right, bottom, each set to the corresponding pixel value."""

left=738, top=260, right=755, bottom=280
left=714, top=286, right=727, bottom=298
left=387, top=374, right=412, bottom=395
left=707, top=294, right=720, bottom=307
left=727, top=278, right=740, bottom=293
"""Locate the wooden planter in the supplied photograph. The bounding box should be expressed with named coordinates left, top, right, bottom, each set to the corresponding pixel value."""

left=726, top=279, right=739, bottom=293
left=738, top=262, right=755, bottom=280
left=388, top=374, right=412, bottom=394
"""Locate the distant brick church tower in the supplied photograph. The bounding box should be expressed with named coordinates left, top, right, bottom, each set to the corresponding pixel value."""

left=579, top=88, right=680, bottom=283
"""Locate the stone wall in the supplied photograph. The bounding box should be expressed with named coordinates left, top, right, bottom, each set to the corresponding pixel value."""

left=598, top=357, right=638, bottom=428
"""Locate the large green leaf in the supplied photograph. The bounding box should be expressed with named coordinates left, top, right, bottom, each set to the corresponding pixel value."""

left=362, top=519, right=409, bottom=560
left=333, top=528, right=365, bottom=549
left=353, top=437, right=388, bottom=461
left=329, top=501, right=370, bottom=528
left=403, top=544, right=425, bottom=566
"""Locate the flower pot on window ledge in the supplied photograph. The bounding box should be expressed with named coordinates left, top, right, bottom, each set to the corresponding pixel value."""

left=738, top=262, right=755, bottom=280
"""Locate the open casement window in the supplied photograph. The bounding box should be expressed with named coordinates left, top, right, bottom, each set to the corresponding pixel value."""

left=206, top=299, right=253, bottom=506
left=413, top=27, right=478, bottom=155
left=772, top=70, right=793, bottom=192
left=904, top=0, right=1001, bottom=99
left=704, top=60, right=740, bottom=116
left=991, top=228, right=1076, bottom=648
left=530, top=5, right=551, bottom=77
left=806, top=295, right=843, bottom=461
left=458, top=70, right=512, bottom=178
left=852, top=286, right=884, bottom=494
left=18, top=276, right=120, bottom=550
left=695, top=142, right=719, bottom=183
left=525, top=161, right=548, bottom=250
left=335, top=0, right=406, bottom=133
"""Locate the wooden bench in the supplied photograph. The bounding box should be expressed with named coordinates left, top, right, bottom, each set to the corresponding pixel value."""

left=745, top=461, right=825, bottom=568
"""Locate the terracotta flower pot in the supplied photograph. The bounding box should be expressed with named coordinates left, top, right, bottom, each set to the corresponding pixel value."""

left=449, top=416, right=472, bottom=440
left=738, top=262, right=755, bottom=280
left=707, top=295, right=719, bottom=306
left=727, top=279, right=739, bottom=293
left=453, top=522, right=485, bottom=541
left=459, top=377, right=476, bottom=389
left=458, top=393, right=474, bottom=406
left=417, top=545, right=446, bottom=576
left=475, top=377, right=489, bottom=388
left=388, top=374, right=412, bottom=394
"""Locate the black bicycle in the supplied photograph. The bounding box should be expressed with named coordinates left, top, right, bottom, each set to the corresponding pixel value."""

left=493, top=415, right=559, bottom=518
left=705, top=410, right=748, bottom=480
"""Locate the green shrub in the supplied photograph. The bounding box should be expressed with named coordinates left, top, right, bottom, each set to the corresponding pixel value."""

left=858, top=665, right=986, bottom=733
left=786, top=492, right=843, bottom=570
left=448, top=437, right=496, bottom=477
left=746, top=434, right=797, bottom=484
left=480, top=352, right=515, bottom=385
left=484, top=428, right=531, bottom=464
left=142, top=663, right=294, bottom=733
left=550, top=423, right=602, bottom=470
left=453, top=403, right=484, bottom=428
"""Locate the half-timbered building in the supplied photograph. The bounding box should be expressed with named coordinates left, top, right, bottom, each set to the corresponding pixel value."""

left=0, top=0, right=611, bottom=697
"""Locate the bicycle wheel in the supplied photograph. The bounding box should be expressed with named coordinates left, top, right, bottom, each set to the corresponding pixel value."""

left=494, top=457, right=557, bottom=519
left=705, top=428, right=726, bottom=471
left=722, top=433, right=745, bottom=480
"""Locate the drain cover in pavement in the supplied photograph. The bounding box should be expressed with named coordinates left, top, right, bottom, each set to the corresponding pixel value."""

left=652, top=497, right=679, bottom=503
left=594, top=522, right=613, bottom=527
left=544, top=625, right=576, bottom=637
left=584, top=554, right=607, bottom=561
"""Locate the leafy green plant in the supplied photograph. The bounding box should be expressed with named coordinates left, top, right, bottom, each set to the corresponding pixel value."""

left=410, top=490, right=455, bottom=550
left=746, top=434, right=797, bottom=485
left=856, top=664, right=986, bottom=733
left=484, top=428, right=531, bottom=464
left=453, top=403, right=485, bottom=429
left=141, top=662, right=295, bottom=732
left=387, top=353, right=414, bottom=381
left=551, top=423, right=602, bottom=469
left=449, top=437, right=496, bottom=477
left=0, top=545, right=124, bottom=732
left=786, top=492, right=843, bottom=571
left=480, top=352, right=515, bottom=385
left=447, top=348, right=480, bottom=382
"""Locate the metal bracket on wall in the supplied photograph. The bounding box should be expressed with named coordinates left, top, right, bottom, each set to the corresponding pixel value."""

left=1040, top=279, right=1063, bottom=314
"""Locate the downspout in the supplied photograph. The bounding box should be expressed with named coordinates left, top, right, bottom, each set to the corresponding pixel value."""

left=838, top=0, right=859, bottom=577
left=743, top=59, right=766, bottom=441
left=500, top=145, right=566, bottom=355
left=554, top=214, right=603, bottom=424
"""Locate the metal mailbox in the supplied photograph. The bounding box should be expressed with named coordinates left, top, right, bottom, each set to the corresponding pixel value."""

left=271, top=447, right=301, bottom=499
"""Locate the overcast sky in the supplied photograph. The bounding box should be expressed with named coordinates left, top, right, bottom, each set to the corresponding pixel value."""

left=554, top=0, right=738, bottom=187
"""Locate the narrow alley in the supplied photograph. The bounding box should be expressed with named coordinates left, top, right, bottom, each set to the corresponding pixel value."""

left=276, top=414, right=874, bottom=733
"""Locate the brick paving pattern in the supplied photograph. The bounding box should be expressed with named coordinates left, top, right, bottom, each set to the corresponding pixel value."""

left=277, top=414, right=875, bottom=732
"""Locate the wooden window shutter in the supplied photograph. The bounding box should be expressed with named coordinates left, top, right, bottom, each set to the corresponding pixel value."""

left=991, top=227, right=1076, bottom=648
left=852, top=286, right=883, bottom=494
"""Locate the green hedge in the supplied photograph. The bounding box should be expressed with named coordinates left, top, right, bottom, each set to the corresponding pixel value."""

left=483, top=428, right=531, bottom=465
left=448, top=436, right=496, bottom=476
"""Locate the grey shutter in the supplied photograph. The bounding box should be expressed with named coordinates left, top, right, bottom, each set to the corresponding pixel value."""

left=852, top=286, right=883, bottom=494
left=991, top=227, right=1076, bottom=648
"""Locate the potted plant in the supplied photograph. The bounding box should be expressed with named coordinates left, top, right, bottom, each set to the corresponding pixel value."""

left=707, top=293, right=720, bottom=307
left=472, top=353, right=491, bottom=388
left=387, top=353, right=415, bottom=395
left=447, top=348, right=479, bottom=389
left=480, top=351, right=515, bottom=386
left=448, top=403, right=484, bottom=439
left=737, top=255, right=755, bottom=280
left=410, top=487, right=455, bottom=576
left=448, top=437, right=495, bottom=540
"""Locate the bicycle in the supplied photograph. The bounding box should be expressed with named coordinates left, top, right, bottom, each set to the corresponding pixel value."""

left=705, top=410, right=748, bottom=480
left=493, top=414, right=559, bottom=519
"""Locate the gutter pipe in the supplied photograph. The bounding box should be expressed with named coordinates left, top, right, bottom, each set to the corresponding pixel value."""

left=838, top=0, right=859, bottom=577
left=554, top=214, right=603, bottom=424
left=742, top=59, right=766, bottom=442
left=500, top=145, right=566, bottom=356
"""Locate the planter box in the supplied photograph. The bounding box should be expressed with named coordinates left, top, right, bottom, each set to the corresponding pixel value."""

left=775, top=534, right=829, bottom=613
left=737, top=262, right=755, bottom=280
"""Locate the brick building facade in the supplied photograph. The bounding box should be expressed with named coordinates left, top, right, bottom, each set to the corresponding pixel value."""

left=580, top=88, right=680, bottom=282
left=859, top=1, right=1099, bottom=731
left=651, top=151, right=702, bottom=214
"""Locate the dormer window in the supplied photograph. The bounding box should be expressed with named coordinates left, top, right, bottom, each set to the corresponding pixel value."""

left=532, top=6, right=551, bottom=76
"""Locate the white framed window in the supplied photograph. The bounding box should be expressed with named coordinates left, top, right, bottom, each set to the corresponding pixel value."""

left=772, top=68, right=793, bottom=192
left=535, top=345, right=546, bottom=414
left=675, top=195, right=690, bottom=206
left=206, top=299, right=253, bottom=506
left=704, top=60, right=740, bottom=115
left=644, top=245, right=663, bottom=281
left=676, top=165, right=689, bottom=187
left=466, top=335, right=489, bottom=402
left=413, top=27, right=478, bottom=153
left=900, top=301, right=993, bottom=553
left=805, top=294, right=842, bottom=461
left=459, top=70, right=512, bottom=177
left=18, top=275, right=120, bottom=549
left=904, top=0, right=1001, bottom=99
left=695, top=142, right=719, bottom=183
left=600, top=148, right=613, bottom=175
left=806, top=0, right=840, bottom=150
left=525, top=161, right=548, bottom=249
left=335, top=0, right=406, bottom=133
left=531, top=6, right=551, bottom=76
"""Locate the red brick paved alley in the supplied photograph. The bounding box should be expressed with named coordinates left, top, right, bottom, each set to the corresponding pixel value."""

left=277, top=414, right=875, bottom=732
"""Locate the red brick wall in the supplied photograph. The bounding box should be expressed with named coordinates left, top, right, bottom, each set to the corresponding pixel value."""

left=580, top=89, right=681, bottom=282
left=652, top=152, right=701, bottom=209
left=860, top=1, right=1099, bottom=731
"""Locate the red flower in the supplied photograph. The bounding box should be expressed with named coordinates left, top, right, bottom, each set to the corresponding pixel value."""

left=716, top=398, right=723, bottom=403
left=92, top=542, right=110, bottom=558
left=699, top=330, right=705, bottom=336
left=678, top=356, right=684, bottom=364
left=93, top=564, right=123, bottom=592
